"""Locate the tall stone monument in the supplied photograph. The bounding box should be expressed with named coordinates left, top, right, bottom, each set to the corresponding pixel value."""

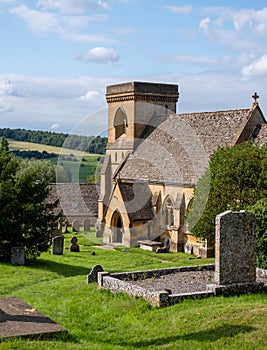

left=207, top=210, right=263, bottom=295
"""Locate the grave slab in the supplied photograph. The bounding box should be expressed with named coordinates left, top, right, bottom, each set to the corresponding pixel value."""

left=0, top=297, right=67, bottom=339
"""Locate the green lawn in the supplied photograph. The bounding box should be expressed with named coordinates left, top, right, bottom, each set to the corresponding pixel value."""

left=0, top=232, right=266, bottom=350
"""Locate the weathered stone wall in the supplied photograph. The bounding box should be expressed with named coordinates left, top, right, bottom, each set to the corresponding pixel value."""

left=98, top=264, right=215, bottom=307
left=97, top=264, right=267, bottom=307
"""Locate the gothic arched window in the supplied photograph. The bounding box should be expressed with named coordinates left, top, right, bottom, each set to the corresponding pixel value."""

left=163, top=196, right=174, bottom=226
left=114, top=108, right=128, bottom=139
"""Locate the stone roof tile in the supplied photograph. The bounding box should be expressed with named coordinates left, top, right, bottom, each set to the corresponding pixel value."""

left=48, top=183, right=99, bottom=218
left=120, top=108, right=252, bottom=185
left=255, top=124, right=267, bottom=147
left=118, top=182, right=154, bottom=221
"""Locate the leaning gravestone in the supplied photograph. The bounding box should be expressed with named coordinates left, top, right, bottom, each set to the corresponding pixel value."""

left=87, top=265, right=103, bottom=283
left=70, top=236, right=80, bottom=252
left=11, top=247, right=25, bottom=266
left=52, top=236, right=64, bottom=255
left=207, top=210, right=263, bottom=296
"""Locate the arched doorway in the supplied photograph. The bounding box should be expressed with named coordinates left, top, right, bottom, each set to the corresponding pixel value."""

left=111, top=211, right=123, bottom=243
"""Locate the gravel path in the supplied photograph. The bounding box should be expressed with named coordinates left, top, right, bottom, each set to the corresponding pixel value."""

left=130, top=271, right=267, bottom=295
left=130, top=270, right=214, bottom=294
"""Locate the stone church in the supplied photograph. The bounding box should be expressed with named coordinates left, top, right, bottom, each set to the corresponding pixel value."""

left=96, top=81, right=267, bottom=257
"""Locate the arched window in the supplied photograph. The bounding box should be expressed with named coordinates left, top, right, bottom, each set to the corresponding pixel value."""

left=163, top=196, right=174, bottom=226
left=114, top=108, right=128, bottom=139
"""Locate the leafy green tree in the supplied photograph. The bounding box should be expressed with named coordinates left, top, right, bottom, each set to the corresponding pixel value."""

left=249, top=199, right=267, bottom=269
left=0, top=138, right=60, bottom=262
left=187, top=142, right=267, bottom=240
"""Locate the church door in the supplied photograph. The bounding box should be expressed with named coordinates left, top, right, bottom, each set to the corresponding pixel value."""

left=111, top=211, right=123, bottom=243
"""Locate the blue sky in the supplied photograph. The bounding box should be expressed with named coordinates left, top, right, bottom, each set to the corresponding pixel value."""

left=1, top=0, right=267, bottom=135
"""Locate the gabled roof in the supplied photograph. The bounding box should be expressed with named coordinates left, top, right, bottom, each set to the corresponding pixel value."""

left=118, top=181, right=154, bottom=221
left=254, top=124, right=267, bottom=147
left=48, top=183, right=99, bottom=218
left=119, top=106, right=261, bottom=185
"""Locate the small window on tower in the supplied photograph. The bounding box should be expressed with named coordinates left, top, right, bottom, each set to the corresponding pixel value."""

left=114, top=108, right=128, bottom=139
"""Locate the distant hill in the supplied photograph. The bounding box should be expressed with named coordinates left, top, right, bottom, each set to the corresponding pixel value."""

left=0, top=128, right=107, bottom=155
left=6, top=139, right=102, bottom=183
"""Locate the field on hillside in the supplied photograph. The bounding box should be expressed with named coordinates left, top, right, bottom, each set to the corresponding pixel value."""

left=7, top=139, right=97, bottom=157
left=7, top=139, right=102, bottom=183
left=1, top=231, right=267, bottom=350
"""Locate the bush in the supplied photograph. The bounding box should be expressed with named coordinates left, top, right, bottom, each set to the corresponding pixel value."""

left=249, top=199, right=267, bottom=269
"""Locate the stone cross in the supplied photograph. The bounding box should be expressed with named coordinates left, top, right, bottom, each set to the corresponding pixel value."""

left=252, top=92, right=259, bottom=103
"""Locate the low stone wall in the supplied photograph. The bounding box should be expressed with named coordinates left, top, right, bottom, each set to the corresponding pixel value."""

left=97, top=265, right=267, bottom=307
left=257, top=268, right=267, bottom=279
left=98, top=264, right=215, bottom=307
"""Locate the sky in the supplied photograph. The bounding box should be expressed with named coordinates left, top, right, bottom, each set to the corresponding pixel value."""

left=1, top=0, right=267, bottom=136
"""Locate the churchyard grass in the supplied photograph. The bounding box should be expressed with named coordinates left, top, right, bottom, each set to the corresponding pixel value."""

left=0, top=231, right=267, bottom=349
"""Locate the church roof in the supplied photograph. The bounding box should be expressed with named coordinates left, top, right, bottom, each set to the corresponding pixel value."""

left=118, top=181, right=154, bottom=221
left=119, top=107, right=261, bottom=185
left=254, top=124, right=267, bottom=147
left=48, top=183, right=99, bottom=219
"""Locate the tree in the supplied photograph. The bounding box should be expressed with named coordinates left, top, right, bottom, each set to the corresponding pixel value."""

left=0, top=138, right=61, bottom=262
left=249, top=199, right=267, bottom=269
left=186, top=142, right=267, bottom=240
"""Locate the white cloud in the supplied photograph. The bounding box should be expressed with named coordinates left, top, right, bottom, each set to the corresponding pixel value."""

left=233, top=8, right=267, bottom=34
left=10, top=4, right=112, bottom=43
left=62, top=32, right=114, bottom=43
left=10, top=5, right=60, bottom=34
left=199, top=17, right=210, bottom=32
left=50, top=123, right=60, bottom=130
left=0, top=99, right=12, bottom=114
left=199, top=7, right=267, bottom=51
left=166, top=5, right=192, bottom=14
left=0, top=80, right=13, bottom=95
left=241, top=54, right=267, bottom=79
left=79, top=90, right=101, bottom=100
left=77, top=47, right=120, bottom=64
left=165, top=54, right=221, bottom=65
left=37, top=0, right=109, bottom=14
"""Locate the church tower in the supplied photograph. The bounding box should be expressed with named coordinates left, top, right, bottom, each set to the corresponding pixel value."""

left=97, top=81, right=179, bottom=234
left=105, top=81, right=179, bottom=174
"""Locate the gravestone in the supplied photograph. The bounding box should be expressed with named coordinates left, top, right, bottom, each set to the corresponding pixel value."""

left=207, top=210, right=263, bottom=296
left=214, top=210, right=256, bottom=284
left=52, top=235, right=64, bottom=255
left=72, top=219, right=80, bottom=233
left=70, top=236, right=80, bottom=252
left=84, top=218, right=91, bottom=233
left=11, top=247, right=25, bottom=266
left=87, top=265, right=104, bottom=283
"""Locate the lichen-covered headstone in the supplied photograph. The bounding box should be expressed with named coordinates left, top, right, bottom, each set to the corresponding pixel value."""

left=52, top=235, right=64, bottom=255
left=214, top=210, right=256, bottom=285
left=11, top=247, right=25, bottom=266
left=72, top=219, right=80, bottom=233
left=84, top=218, right=91, bottom=233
